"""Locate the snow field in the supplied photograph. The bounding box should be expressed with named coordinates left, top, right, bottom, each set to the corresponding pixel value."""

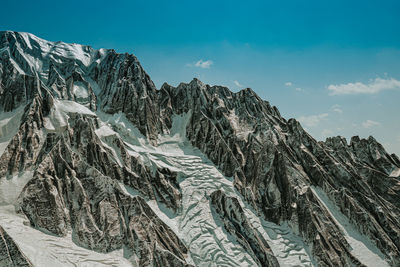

left=103, top=112, right=316, bottom=266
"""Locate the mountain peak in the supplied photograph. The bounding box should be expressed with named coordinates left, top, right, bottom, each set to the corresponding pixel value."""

left=0, top=32, right=398, bottom=267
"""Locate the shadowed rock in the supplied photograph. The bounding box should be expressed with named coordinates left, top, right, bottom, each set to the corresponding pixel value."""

left=0, top=31, right=398, bottom=266
left=0, top=225, right=32, bottom=266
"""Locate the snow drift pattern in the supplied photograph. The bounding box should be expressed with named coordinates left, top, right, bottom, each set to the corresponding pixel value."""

left=0, top=31, right=399, bottom=266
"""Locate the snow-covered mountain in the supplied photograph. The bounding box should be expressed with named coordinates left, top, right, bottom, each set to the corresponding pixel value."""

left=0, top=31, right=399, bottom=267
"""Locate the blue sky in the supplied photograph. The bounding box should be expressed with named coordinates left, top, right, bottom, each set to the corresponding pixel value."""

left=2, top=0, right=400, bottom=155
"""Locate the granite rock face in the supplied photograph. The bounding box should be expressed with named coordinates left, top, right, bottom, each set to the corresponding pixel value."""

left=0, top=31, right=399, bottom=266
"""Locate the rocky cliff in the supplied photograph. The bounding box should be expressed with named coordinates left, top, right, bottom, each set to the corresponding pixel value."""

left=0, top=31, right=399, bottom=266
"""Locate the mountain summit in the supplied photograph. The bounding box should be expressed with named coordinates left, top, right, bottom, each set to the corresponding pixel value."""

left=0, top=31, right=399, bottom=267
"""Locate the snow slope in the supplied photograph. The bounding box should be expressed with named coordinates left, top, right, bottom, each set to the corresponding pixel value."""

left=15, top=32, right=97, bottom=73
left=44, top=99, right=95, bottom=131
left=73, top=81, right=90, bottom=99
left=311, top=186, right=388, bottom=267
left=98, top=112, right=316, bottom=266
left=0, top=103, right=389, bottom=266
left=0, top=105, right=24, bottom=155
left=0, top=31, right=397, bottom=266
left=0, top=172, right=33, bottom=206
left=0, top=205, right=131, bottom=267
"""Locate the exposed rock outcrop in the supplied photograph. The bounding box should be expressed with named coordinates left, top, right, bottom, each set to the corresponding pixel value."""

left=210, top=190, right=280, bottom=266
left=0, top=31, right=398, bottom=266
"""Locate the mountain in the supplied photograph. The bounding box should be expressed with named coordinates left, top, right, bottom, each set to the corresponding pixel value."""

left=0, top=31, right=399, bottom=267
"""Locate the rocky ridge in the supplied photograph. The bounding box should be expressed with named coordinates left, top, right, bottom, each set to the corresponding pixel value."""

left=0, top=31, right=399, bottom=266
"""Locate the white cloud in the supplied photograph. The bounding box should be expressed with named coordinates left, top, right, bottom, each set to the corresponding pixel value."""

left=298, top=113, right=329, bottom=127
left=362, top=120, right=380, bottom=128
left=331, top=104, right=343, bottom=114
left=284, top=81, right=303, bottom=91
left=194, top=59, right=213, bottom=69
left=285, top=82, right=292, bottom=86
left=328, top=77, right=400, bottom=95
left=233, top=80, right=242, bottom=87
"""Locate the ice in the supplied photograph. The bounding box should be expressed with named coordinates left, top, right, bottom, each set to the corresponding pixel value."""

left=311, top=186, right=389, bottom=267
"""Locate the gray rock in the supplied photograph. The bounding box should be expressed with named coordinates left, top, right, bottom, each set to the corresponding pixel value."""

left=210, top=190, right=280, bottom=267
left=0, top=31, right=399, bottom=266
left=0, top=225, right=32, bottom=266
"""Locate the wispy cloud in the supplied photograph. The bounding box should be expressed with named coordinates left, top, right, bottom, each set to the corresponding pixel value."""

left=233, top=80, right=242, bottom=87
left=328, top=77, right=400, bottom=95
left=362, top=120, right=380, bottom=128
left=298, top=113, right=329, bottom=127
left=285, top=82, right=292, bottom=86
left=331, top=104, right=343, bottom=114
left=284, top=82, right=304, bottom=92
left=192, top=59, right=213, bottom=69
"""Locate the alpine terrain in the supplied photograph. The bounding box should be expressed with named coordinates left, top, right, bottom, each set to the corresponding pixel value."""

left=0, top=31, right=399, bottom=267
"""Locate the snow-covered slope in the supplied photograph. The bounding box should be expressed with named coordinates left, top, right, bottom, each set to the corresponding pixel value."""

left=0, top=31, right=399, bottom=267
left=100, top=112, right=314, bottom=266
left=0, top=205, right=131, bottom=267
left=0, top=31, right=104, bottom=79
left=0, top=105, right=25, bottom=155
left=310, top=186, right=388, bottom=267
